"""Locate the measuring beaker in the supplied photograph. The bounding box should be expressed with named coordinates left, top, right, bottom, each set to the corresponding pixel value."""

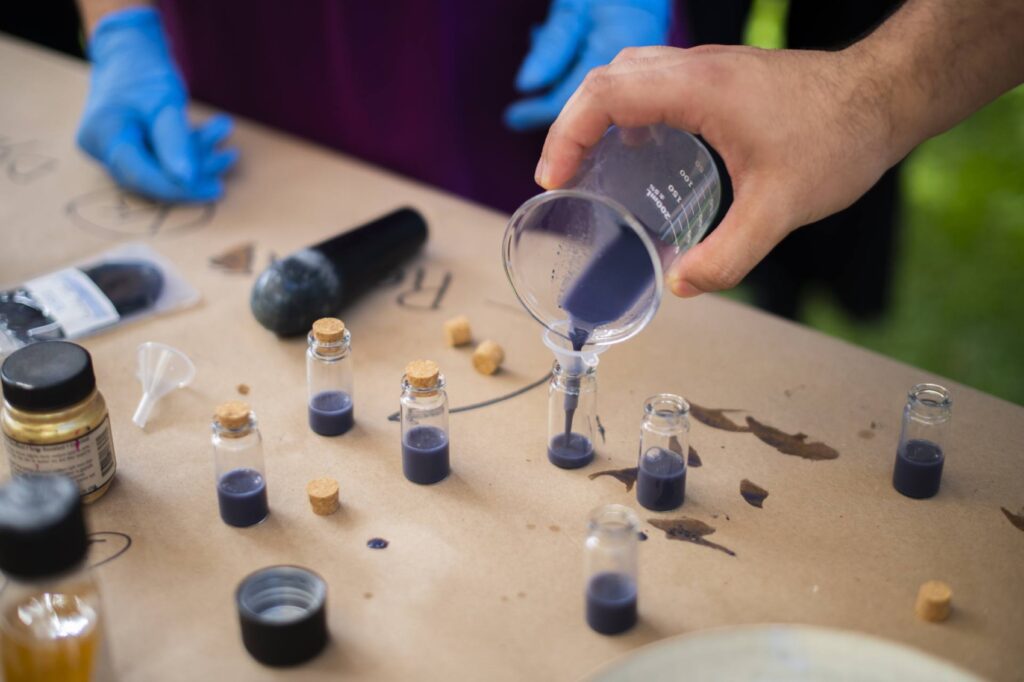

left=503, top=125, right=722, bottom=348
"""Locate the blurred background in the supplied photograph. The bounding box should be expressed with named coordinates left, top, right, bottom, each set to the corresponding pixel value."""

left=2, top=0, right=1021, bottom=404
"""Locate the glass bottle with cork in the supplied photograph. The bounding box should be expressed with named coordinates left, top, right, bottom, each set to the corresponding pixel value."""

left=307, top=317, right=354, bottom=436
left=0, top=474, right=115, bottom=681
left=1, top=341, right=117, bottom=503
left=400, top=360, right=450, bottom=485
left=212, top=401, right=270, bottom=527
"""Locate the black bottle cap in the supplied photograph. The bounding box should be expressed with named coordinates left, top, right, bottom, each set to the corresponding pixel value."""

left=1, top=341, right=96, bottom=411
left=0, top=475, right=88, bottom=579
left=236, top=565, right=328, bottom=666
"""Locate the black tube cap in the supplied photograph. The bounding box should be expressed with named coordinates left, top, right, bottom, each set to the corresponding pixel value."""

left=236, top=565, right=328, bottom=666
left=1, top=341, right=96, bottom=411
left=0, top=475, right=88, bottom=579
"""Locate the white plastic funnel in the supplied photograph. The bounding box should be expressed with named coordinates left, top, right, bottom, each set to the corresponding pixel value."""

left=133, top=342, right=196, bottom=428
left=541, top=321, right=607, bottom=377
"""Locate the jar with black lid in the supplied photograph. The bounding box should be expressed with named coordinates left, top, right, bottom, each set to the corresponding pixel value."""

left=1, top=341, right=117, bottom=503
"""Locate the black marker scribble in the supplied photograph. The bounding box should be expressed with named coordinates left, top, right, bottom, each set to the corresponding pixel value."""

left=0, top=136, right=58, bottom=185
left=396, top=267, right=451, bottom=310
left=87, top=531, right=133, bottom=569
left=66, top=188, right=215, bottom=239
left=387, top=373, right=549, bottom=421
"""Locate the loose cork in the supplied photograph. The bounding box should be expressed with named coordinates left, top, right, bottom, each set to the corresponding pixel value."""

left=443, top=315, right=472, bottom=347
left=214, top=401, right=250, bottom=430
left=406, top=360, right=440, bottom=389
left=472, top=340, right=504, bottom=375
left=306, top=477, right=340, bottom=516
left=312, top=317, right=346, bottom=343
left=915, top=580, right=952, bottom=622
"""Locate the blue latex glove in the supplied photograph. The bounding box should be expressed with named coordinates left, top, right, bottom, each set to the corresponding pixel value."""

left=77, top=7, right=238, bottom=202
left=505, top=0, right=670, bottom=132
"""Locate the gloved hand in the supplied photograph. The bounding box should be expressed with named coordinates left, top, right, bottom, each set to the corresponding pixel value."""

left=505, top=0, right=670, bottom=132
left=77, top=7, right=238, bottom=203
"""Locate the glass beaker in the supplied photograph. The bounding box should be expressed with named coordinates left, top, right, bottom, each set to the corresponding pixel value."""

left=503, top=125, right=721, bottom=349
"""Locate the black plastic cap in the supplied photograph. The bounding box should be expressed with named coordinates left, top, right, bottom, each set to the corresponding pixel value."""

left=237, top=565, right=328, bottom=666
left=1, top=341, right=96, bottom=411
left=0, top=475, right=88, bottom=578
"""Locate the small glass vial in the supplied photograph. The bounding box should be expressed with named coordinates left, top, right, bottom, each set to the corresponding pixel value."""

left=636, top=394, right=689, bottom=511
left=307, top=317, right=354, bottom=436
left=547, top=360, right=597, bottom=469
left=212, top=401, right=269, bottom=527
left=1, top=341, right=117, bottom=503
left=584, top=504, right=639, bottom=635
left=400, top=360, right=450, bottom=485
left=893, top=383, right=951, bottom=499
left=0, top=474, right=115, bottom=681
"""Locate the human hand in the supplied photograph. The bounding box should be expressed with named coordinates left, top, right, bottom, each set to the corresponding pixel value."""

left=535, top=45, right=901, bottom=297
left=505, top=0, right=670, bottom=132
left=77, top=7, right=238, bottom=203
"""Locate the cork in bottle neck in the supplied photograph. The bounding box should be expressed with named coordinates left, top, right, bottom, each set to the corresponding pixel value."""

left=404, top=360, right=442, bottom=394
left=214, top=401, right=253, bottom=436
left=309, top=318, right=349, bottom=357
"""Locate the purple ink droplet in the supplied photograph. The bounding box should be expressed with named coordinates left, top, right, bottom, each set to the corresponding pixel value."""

left=637, top=531, right=648, bottom=541
left=367, top=537, right=389, bottom=549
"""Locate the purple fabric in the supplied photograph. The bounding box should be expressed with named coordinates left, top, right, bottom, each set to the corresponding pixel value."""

left=158, top=1, right=684, bottom=212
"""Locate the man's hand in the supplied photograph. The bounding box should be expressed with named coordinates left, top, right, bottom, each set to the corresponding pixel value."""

left=77, top=7, right=238, bottom=202
left=505, top=0, right=670, bottom=132
left=535, top=0, right=1024, bottom=297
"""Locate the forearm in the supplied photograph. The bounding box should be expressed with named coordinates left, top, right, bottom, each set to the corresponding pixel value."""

left=850, top=0, right=1024, bottom=165
left=78, top=0, right=151, bottom=36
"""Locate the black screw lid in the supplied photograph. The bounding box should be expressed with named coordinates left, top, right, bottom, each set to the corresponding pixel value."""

left=237, top=565, right=328, bottom=666
left=0, top=475, right=88, bottom=579
left=1, top=341, right=96, bottom=411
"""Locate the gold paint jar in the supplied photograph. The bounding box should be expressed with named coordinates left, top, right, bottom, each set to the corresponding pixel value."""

left=1, top=341, right=116, bottom=503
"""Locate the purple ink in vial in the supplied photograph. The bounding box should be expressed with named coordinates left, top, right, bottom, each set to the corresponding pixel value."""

left=547, top=360, right=597, bottom=469
left=892, top=384, right=951, bottom=500
left=400, top=361, right=451, bottom=485
left=212, top=401, right=270, bottom=528
left=636, top=394, right=690, bottom=512
left=584, top=505, right=640, bottom=635
left=307, top=318, right=355, bottom=436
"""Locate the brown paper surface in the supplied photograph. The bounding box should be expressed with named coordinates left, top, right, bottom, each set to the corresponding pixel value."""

left=1, top=37, right=1022, bottom=681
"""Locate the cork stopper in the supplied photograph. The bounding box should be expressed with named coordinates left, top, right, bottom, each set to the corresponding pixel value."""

left=443, top=315, right=472, bottom=347
left=472, top=340, right=504, bottom=375
left=306, top=477, right=340, bottom=516
left=214, top=401, right=251, bottom=430
left=406, top=360, right=440, bottom=389
left=915, top=580, right=952, bottom=622
left=312, top=318, right=346, bottom=343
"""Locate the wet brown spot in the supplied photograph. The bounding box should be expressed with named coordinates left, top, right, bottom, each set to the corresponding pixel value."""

left=237, top=383, right=250, bottom=395
left=687, top=446, right=702, bottom=467
left=870, top=421, right=878, bottom=430
left=549, top=525, right=560, bottom=532
left=526, top=523, right=536, bottom=530
left=689, top=403, right=751, bottom=432
left=745, top=416, right=839, bottom=460
left=1001, top=507, right=1024, bottom=532
left=501, top=595, right=510, bottom=602
left=588, top=467, right=638, bottom=492
left=648, top=517, right=736, bottom=557
left=209, top=242, right=255, bottom=274
left=858, top=429, right=875, bottom=440
left=517, top=592, right=526, bottom=599
left=363, top=592, right=373, bottom=599
left=740, top=479, right=769, bottom=508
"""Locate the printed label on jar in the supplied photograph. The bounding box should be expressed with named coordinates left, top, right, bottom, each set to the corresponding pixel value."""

left=3, top=417, right=116, bottom=495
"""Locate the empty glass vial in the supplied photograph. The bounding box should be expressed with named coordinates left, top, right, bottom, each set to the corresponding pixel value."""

left=307, top=317, right=354, bottom=436
left=636, top=394, right=689, bottom=511
left=547, top=361, right=598, bottom=469
left=212, top=401, right=269, bottom=527
left=400, top=360, right=450, bottom=485
left=585, top=504, right=639, bottom=635
left=0, top=474, right=114, bottom=681
left=893, top=383, right=951, bottom=499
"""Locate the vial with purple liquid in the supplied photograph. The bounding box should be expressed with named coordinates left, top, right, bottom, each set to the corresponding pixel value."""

left=547, top=358, right=597, bottom=470
left=212, top=401, right=269, bottom=527
left=892, top=383, right=951, bottom=500
left=585, top=504, right=640, bottom=635
left=307, top=318, right=355, bottom=436
left=400, top=360, right=450, bottom=485
left=636, top=394, right=690, bottom=512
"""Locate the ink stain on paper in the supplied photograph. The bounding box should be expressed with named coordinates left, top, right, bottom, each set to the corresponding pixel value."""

left=745, top=416, right=839, bottom=460
left=1001, top=507, right=1024, bottom=532
left=740, top=479, right=769, bottom=508
left=517, top=592, right=526, bottom=599
left=237, top=384, right=250, bottom=395
left=549, top=525, right=560, bottom=533
left=367, top=538, right=389, bottom=549
left=689, top=404, right=751, bottom=432
left=687, top=447, right=703, bottom=468
left=526, top=523, right=536, bottom=530
left=858, top=429, right=875, bottom=440
left=364, top=592, right=373, bottom=600
left=209, top=242, right=254, bottom=274
left=588, top=467, right=638, bottom=492
left=649, top=517, right=736, bottom=557
left=637, top=531, right=648, bottom=542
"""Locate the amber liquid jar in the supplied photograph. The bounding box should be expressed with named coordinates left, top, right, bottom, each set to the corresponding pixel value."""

left=1, top=342, right=116, bottom=504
